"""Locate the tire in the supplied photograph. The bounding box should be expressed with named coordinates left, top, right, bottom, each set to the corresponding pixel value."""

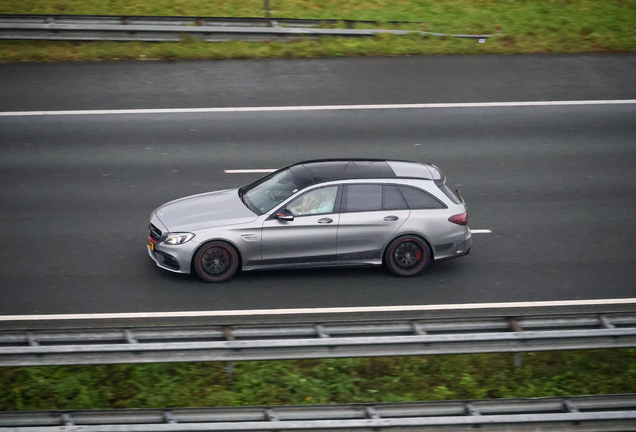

left=384, top=235, right=431, bottom=277
left=193, top=241, right=240, bottom=283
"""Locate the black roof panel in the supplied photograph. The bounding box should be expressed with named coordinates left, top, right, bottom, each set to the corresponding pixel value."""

left=354, top=161, right=396, bottom=178
left=302, top=161, right=361, bottom=183
left=299, top=159, right=398, bottom=184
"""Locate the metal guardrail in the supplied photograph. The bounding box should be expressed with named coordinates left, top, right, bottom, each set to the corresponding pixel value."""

left=0, top=14, right=424, bottom=28
left=1, top=394, right=635, bottom=431
left=1, top=312, right=635, bottom=366
left=0, top=14, right=494, bottom=42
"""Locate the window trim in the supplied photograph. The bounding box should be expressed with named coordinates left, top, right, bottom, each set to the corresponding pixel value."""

left=268, top=185, right=342, bottom=220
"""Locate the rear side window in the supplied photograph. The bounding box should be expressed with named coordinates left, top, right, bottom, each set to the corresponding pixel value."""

left=382, top=185, right=408, bottom=210
left=345, top=184, right=382, bottom=212
left=398, top=186, right=445, bottom=209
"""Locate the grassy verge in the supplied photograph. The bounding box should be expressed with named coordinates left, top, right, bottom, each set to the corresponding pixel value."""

left=2, top=350, right=635, bottom=411
left=0, top=0, right=635, bottom=62
left=0, top=32, right=633, bottom=64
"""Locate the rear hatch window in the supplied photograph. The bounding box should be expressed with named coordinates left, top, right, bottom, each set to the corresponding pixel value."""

left=438, top=183, right=462, bottom=204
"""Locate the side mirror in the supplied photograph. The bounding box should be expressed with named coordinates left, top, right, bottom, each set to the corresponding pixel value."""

left=273, top=208, right=294, bottom=221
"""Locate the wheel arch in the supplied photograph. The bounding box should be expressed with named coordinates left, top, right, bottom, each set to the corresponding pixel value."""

left=381, top=232, right=435, bottom=265
left=190, top=238, right=244, bottom=274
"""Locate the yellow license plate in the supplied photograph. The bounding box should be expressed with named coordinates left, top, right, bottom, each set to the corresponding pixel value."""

left=148, top=240, right=154, bottom=250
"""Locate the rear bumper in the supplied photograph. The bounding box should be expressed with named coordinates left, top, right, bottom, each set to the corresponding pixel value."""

left=434, top=229, right=472, bottom=262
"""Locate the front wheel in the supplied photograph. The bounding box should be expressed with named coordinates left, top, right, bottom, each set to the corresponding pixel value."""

left=385, top=235, right=431, bottom=277
left=193, top=241, right=240, bottom=283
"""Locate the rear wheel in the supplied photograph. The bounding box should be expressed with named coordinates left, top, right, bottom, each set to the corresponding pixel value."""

left=385, top=235, right=431, bottom=277
left=193, top=241, right=239, bottom=283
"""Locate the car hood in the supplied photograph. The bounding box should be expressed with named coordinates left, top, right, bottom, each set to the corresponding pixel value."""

left=155, top=188, right=258, bottom=232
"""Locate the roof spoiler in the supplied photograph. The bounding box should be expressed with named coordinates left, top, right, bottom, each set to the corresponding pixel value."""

left=427, top=163, right=446, bottom=186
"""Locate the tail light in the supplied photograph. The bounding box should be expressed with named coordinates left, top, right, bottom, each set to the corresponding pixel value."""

left=448, top=212, right=468, bottom=226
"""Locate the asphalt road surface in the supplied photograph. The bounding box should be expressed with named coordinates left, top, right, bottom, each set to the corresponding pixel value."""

left=0, top=54, right=635, bottom=316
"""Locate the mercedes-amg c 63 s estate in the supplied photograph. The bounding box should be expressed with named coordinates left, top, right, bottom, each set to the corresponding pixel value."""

left=148, top=159, right=471, bottom=282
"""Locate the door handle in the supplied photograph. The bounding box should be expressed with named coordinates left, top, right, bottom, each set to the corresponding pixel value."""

left=317, top=218, right=333, bottom=224
left=384, top=215, right=399, bottom=221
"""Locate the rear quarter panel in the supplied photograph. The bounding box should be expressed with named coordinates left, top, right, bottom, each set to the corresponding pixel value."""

left=389, top=179, right=469, bottom=260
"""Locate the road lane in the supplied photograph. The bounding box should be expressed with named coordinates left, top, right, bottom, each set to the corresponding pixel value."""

left=0, top=104, right=634, bottom=315
left=1, top=54, right=636, bottom=112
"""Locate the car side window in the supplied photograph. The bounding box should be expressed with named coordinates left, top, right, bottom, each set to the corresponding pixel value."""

left=398, top=186, right=445, bottom=209
left=382, top=185, right=408, bottom=210
left=286, top=186, right=338, bottom=216
left=345, top=184, right=382, bottom=212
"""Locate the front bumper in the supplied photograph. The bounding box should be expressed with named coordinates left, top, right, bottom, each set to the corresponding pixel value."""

left=147, top=237, right=199, bottom=274
left=147, top=245, right=182, bottom=272
left=148, top=212, right=197, bottom=274
left=148, top=243, right=198, bottom=274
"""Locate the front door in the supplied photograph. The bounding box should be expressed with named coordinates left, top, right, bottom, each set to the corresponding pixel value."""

left=261, top=185, right=340, bottom=265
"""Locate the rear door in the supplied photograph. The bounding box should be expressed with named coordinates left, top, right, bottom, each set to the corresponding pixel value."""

left=336, top=184, right=410, bottom=261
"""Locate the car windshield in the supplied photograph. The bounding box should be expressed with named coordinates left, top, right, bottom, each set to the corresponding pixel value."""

left=240, top=169, right=301, bottom=214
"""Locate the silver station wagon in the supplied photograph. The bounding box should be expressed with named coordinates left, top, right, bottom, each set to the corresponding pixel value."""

left=148, top=159, right=471, bottom=282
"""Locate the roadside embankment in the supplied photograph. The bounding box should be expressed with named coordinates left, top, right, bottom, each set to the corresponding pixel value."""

left=2, top=350, right=635, bottom=410
left=0, top=0, right=634, bottom=62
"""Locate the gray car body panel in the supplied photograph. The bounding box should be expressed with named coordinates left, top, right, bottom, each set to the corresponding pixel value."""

left=148, top=164, right=471, bottom=275
left=156, top=188, right=258, bottom=232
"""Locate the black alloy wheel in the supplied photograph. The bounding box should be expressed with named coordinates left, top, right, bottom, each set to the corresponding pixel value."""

left=193, top=241, right=240, bottom=283
left=385, top=235, right=431, bottom=277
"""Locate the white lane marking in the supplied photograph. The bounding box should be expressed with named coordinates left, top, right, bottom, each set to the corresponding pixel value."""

left=1, top=100, right=635, bottom=117
left=1, top=298, right=635, bottom=321
left=225, top=169, right=277, bottom=173
left=470, top=229, right=492, bottom=234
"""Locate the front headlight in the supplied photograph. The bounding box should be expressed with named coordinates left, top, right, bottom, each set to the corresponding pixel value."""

left=163, top=233, right=195, bottom=245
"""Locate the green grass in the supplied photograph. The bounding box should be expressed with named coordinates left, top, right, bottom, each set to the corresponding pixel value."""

left=0, top=30, right=632, bottom=64
left=2, top=350, right=635, bottom=411
left=0, top=0, right=635, bottom=62
left=1, top=0, right=634, bottom=37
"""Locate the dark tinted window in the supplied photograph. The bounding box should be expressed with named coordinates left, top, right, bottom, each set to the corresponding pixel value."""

left=439, top=183, right=462, bottom=204
left=346, top=185, right=382, bottom=212
left=289, top=165, right=314, bottom=190
left=241, top=169, right=300, bottom=214
left=382, top=185, right=408, bottom=210
left=398, top=186, right=445, bottom=209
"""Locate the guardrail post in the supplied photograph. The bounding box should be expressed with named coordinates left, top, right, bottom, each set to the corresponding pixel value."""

left=365, top=407, right=381, bottom=419
left=599, top=315, right=616, bottom=329
left=563, top=399, right=581, bottom=426
left=163, top=411, right=178, bottom=424
left=265, top=408, right=280, bottom=422
left=224, top=326, right=236, bottom=377
left=26, top=332, right=39, bottom=346
left=465, top=403, right=480, bottom=416
left=61, top=413, right=74, bottom=426
left=508, top=318, right=523, bottom=367
left=264, top=0, right=271, bottom=26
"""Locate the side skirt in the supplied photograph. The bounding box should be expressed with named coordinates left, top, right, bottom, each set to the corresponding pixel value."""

left=243, top=259, right=382, bottom=272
